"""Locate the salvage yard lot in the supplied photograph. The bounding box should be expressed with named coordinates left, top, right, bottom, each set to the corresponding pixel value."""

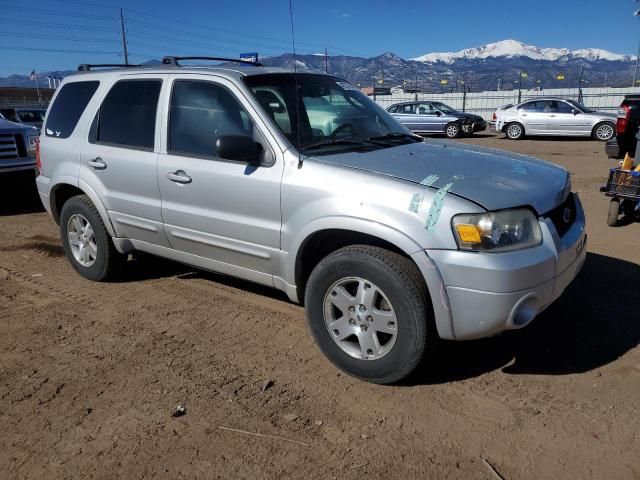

left=1, top=132, right=639, bottom=479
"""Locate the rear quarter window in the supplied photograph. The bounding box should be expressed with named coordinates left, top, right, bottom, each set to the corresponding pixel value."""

left=45, top=81, right=100, bottom=138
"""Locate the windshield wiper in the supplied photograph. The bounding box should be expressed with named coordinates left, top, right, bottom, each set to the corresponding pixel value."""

left=303, top=138, right=377, bottom=151
left=366, top=132, right=423, bottom=144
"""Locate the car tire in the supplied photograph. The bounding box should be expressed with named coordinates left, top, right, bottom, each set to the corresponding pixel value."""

left=607, top=198, right=620, bottom=227
left=592, top=122, right=615, bottom=142
left=59, top=194, right=125, bottom=281
left=304, top=245, right=436, bottom=384
left=505, top=122, right=525, bottom=140
left=445, top=122, right=460, bottom=139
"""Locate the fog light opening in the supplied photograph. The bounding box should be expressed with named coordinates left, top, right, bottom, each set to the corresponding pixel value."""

left=511, top=296, right=539, bottom=327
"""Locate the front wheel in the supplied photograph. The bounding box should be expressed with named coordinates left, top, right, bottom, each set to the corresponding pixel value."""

left=593, top=122, right=615, bottom=141
left=607, top=198, right=620, bottom=227
left=505, top=122, right=524, bottom=140
left=445, top=122, right=460, bottom=139
left=304, top=245, right=436, bottom=384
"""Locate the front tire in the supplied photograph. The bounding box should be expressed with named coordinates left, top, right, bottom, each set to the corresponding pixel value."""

left=607, top=198, right=620, bottom=227
left=60, top=194, right=125, bottom=281
left=593, top=122, right=615, bottom=142
left=445, top=122, right=460, bottom=139
left=505, top=122, right=524, bottom=140
left=304, top=245, right=436, bottom=384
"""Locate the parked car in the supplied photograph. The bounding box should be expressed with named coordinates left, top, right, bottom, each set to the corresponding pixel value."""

left=387, top=101, right=487, bottom=138
left=605, top=95, right=640, bottom=159
left=0, top=108, right=47, bottom=133
left=495, top=98, right=616, bottom=140
left=0, top=116, right=38, bottom=174
left=37, top=60, right=586, bottom=384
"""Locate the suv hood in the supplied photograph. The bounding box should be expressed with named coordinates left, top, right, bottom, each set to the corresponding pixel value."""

left=311, top=140, right=569, bottom=214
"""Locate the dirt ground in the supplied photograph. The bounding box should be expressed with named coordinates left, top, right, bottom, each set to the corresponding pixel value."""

left=1, top=133, right=639, bottom=480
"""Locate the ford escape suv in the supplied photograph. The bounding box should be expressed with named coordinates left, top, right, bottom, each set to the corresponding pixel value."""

left=37, top=58, right=587, bottom=384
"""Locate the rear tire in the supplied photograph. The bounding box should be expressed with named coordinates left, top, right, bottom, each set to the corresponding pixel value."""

left=607, top=198, right=620, bottom=227
left=60, top=194, right=125, bottom=281
left=445, top=122, right=460, bottom=139
left=304, top=245, right=436, bottom=384
left=505, top=122, right=524, bottom=140
left=592, top=122, right=615, bottom=141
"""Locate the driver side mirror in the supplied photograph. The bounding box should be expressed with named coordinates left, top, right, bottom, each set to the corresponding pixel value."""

left=435, top=111, right=442, bottom=117
left=216, top=135, right=261, bottom=165
left=572, top=109, right=579, bottom=115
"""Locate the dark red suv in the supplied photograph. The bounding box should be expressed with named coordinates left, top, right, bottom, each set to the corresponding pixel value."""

left=606, top=95, right=640, bottom=159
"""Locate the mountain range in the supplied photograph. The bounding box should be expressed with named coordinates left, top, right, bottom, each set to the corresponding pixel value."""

left=0, top=40, right=636, bottom=92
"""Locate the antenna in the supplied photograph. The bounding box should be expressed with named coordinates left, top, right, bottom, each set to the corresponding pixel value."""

left=119, top=8, right=129, bottom=66
left=289, top=0, right=303, bottom=168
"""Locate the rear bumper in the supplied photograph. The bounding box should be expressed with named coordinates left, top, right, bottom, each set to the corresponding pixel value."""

left=426, top=193, right=587, bottom=340
left=605, top=138, right=621, bottom=158
left=35, top=174, right=52, bottom=215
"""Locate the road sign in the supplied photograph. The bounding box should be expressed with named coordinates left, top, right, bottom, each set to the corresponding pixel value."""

left=521, top=71, right=528, bottom=78
left=556, top=74, right=565, bottom=80
left=240, top=52, right=259, bottom=63
left=440, top=79, right=448, bottom=85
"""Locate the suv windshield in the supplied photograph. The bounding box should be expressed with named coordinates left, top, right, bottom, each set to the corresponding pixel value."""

left=431, top=102, right=457, bottom=114
left=243, top=73, right=418, bottom=155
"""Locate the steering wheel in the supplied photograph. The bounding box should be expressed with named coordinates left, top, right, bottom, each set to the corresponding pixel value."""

left=329, top=123, right=356, bottom=139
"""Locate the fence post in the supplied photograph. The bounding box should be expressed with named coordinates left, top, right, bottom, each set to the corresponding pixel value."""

left=462, top=88, right=467, bottom=112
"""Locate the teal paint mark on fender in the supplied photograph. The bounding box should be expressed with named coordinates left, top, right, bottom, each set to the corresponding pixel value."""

left=425, top=182, right=454, bottom=232
left=420, top=174, right=439, bottom=186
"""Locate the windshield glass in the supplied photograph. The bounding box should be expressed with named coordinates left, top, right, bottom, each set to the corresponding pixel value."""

left=17, top=110, right=46, bottom=122
left=565, top=100, right=592, bottom=113
left=243, top=74, right=416, bottom=155
left=431, top=102, right=457, bottom=114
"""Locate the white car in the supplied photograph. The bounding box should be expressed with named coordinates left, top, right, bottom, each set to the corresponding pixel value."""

left=495, top=97, right=616, bottom=141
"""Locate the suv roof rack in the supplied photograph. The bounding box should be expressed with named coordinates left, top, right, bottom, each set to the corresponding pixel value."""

left=161, top=56, right=263, bottom=67
left=78, top=63, right=140, bottom=72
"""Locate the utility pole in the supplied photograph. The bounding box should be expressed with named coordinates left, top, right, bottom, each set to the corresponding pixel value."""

left=634, top=38, right=640, bottom=87
left=324, top=47, right=328, bottom=73
left=497, top=78, right=501, bottom=91
left=578, top=65, right=584, bottom=103
left=120, top=8, right=129, bottom=65
left=517, top=69, right=523, bottom=103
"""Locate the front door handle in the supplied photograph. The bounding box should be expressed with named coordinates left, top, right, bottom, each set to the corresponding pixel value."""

left=166, top=170, right=192, bottom=184
left=87, top=157, right=107, bottom=170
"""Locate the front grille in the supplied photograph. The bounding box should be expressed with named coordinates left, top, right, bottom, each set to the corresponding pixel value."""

left=0, top=133, right=19, bottom=160
left=545, top=193, right=576, bottom=237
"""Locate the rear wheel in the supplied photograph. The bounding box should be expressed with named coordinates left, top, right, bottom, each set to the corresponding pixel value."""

left=505, top=122, right=524, bottom=140
left=445, top=122, right=460, bottom=139
left=304, top=245, right=436, bottom=384
left=607, top=198, right=620, bottom=227
left=60, top=194, right=125, bottom=281
left=592, top=122, right=615, bottom=141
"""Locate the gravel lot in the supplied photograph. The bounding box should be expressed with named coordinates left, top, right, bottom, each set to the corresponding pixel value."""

left=1, top=132, right=639, bottom=479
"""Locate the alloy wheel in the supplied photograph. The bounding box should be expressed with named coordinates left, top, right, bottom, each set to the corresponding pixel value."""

left=67, top=213, right=98, bottom=267
left=323, top=277, right=398, bottom=360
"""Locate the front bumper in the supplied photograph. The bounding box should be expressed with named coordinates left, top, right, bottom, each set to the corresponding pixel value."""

left=0, top=157, right=36, bottom=174
left=426, top=193, right=587, bottom=340
left=473, top=121, right=487, bottom=132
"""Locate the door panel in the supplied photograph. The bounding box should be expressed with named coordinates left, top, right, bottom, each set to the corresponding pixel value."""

left=157, top=77, right=282, bottom=277
left=79, top=77, right=170, bottom=247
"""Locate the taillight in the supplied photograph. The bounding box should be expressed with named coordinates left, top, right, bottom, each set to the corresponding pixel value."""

left=35, top=137, right=42, bottom=174
left=492, top=111, right=497, bottom=120
left=617, top=104, right=631, bottom=135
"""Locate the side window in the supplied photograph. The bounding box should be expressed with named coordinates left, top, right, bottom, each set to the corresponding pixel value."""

left=417, top=103, right=435, bottom=115
left=555, top=102, right=574, bottom=114
left=92, top=80, right=161, bottom=149
left=400, top=104, right=416, bottom=114
left=169, top=80, right=254, bottom=158
left=45, top=81, right=99, bottom=138
left=523, top=101, right=544, bottom=112
left=388, top=106, right=398, bottom=113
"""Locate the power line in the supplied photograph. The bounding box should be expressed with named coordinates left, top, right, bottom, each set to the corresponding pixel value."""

left=0, top=17, right=118, bottom=33
left=0, top=4, right=117, bottom=21
left=0, top=32, right=121, bottom=44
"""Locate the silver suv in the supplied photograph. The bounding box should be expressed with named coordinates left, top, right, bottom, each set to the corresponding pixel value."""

left=37, top=59, right=587, bottom=384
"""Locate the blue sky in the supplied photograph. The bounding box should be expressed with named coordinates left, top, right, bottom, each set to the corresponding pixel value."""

left=1, top=0, right=638, bottom=75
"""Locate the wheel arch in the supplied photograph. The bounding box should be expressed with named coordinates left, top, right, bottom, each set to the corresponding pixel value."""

left=592, top=120, right=615, bottom=140
left=50, top=180, right=116, bottom=237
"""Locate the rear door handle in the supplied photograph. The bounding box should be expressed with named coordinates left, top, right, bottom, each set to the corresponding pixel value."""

left=87, top=157, right=107, bottom=170
left=166, top=170, right=192, bottom=184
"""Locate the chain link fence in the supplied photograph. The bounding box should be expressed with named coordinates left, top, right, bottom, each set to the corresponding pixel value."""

left=371, top=87, right=640, bottom=120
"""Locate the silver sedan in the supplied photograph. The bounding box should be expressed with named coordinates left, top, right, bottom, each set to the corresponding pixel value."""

left=495, top=98, right=616, bottom=141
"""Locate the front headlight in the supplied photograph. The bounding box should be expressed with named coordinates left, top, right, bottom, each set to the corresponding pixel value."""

left=452, top=208, right=542, bottom=252
left=27, top=135, right=38, bottom=157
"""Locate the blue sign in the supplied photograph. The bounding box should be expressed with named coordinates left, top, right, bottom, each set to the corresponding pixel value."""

left=240, top=52, right=259, bottom=63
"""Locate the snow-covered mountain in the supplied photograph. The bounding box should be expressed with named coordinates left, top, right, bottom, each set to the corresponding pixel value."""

left=412, top=39, right=633, bottom=64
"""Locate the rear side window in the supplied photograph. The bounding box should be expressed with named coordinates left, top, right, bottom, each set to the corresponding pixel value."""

left=45, top=81, right=99, bottom=138
left=92, top=80, right=161, bottom=150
